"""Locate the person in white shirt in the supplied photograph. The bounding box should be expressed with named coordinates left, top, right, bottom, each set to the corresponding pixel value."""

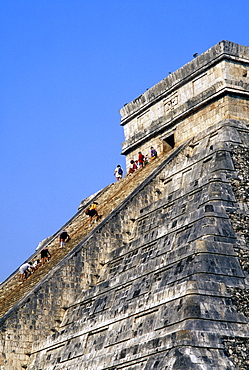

left=19, top=262, right=34, bottom=283
left=114, top=165, right=123, bottom=181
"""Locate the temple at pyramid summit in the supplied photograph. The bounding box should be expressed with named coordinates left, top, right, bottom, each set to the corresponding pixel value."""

left=1, top=40, right=249, bottom=369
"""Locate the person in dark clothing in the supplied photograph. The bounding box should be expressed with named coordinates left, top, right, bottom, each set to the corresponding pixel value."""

left=59, top=230, right=71, bottom=248
left=86, top=202, right=99, bottom=226
left=40, top=248, right=51, bottom=265
left=150, top=146, right=157, bottom=161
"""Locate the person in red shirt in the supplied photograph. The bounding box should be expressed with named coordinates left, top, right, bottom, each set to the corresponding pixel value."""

left=127, top=160, right=137, bottom=175
left=138, top=152, right=144, bottom=168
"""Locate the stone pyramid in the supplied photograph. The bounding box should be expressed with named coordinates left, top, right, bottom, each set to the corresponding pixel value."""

left=1, top=41, right=249, bottom=369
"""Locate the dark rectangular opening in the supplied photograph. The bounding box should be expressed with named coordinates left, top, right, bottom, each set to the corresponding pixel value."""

left=163, top=133, right=175, bottom=152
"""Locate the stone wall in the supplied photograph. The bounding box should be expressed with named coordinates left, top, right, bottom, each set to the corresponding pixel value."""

left=19, top=120, right=249, bottom=369
left=120, top=41, right=249, bottom=171
left=0, top=234, right=106, bottom=369
left=221, top=145, right=249, bottom=369
left=0, top=193, right=134, bottom=366
left=1, top=120, right=249, bottom=369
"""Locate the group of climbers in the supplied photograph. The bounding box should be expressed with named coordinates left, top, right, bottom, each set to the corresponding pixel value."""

left=19, top=247, right=51, bottom=283
left=18, top=205, right=100, bottom=282
left=126, top=146, right=157, bottom=176
left=19, top=231, right=67, bottom=283
left=115, top=146, right=158, bottom=179
left=18, top=145, right=158, bottom=283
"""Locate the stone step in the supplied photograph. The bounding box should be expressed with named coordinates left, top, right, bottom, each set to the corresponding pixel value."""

left=0, top=154, right=168, bottom=318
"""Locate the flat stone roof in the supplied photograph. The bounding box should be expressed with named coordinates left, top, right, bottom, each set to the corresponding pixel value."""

left=119, top=40, right=249, bottom=125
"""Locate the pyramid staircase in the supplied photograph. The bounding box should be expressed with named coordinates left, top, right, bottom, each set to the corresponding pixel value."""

left=0, top=147, right=183, bottom=319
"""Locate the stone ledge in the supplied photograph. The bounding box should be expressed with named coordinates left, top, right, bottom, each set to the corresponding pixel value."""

left=120, top=41, right=249, bottom=124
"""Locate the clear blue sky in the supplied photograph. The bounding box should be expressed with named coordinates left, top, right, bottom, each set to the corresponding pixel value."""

left=1, top=0, right=248, bottom=283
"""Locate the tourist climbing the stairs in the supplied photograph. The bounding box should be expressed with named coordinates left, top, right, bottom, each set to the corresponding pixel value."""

left=144, top=154, right=149, bottom=165
left=86, top=201, right=100, bottom=226
left=114, top=164, right=123, bottom=181
left=41, top=248, right=51, bottom=265
left=19, top=262, right=34, bottom=283
left=127, top=160, right=137, bottom=175
left=138, top=152, right=145, bottom=168
left=150, top=146, right=157, bottom=161
left=59, top=230, right=71, bottom=248
left=33, top=259, right=41, bottom=270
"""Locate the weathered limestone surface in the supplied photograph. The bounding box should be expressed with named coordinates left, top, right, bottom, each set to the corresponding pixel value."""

left=0, top=152, right=169, bottom=369
left=25, top=121, right=249, bottom=369
left=1, top=41, right=249, bottom=370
